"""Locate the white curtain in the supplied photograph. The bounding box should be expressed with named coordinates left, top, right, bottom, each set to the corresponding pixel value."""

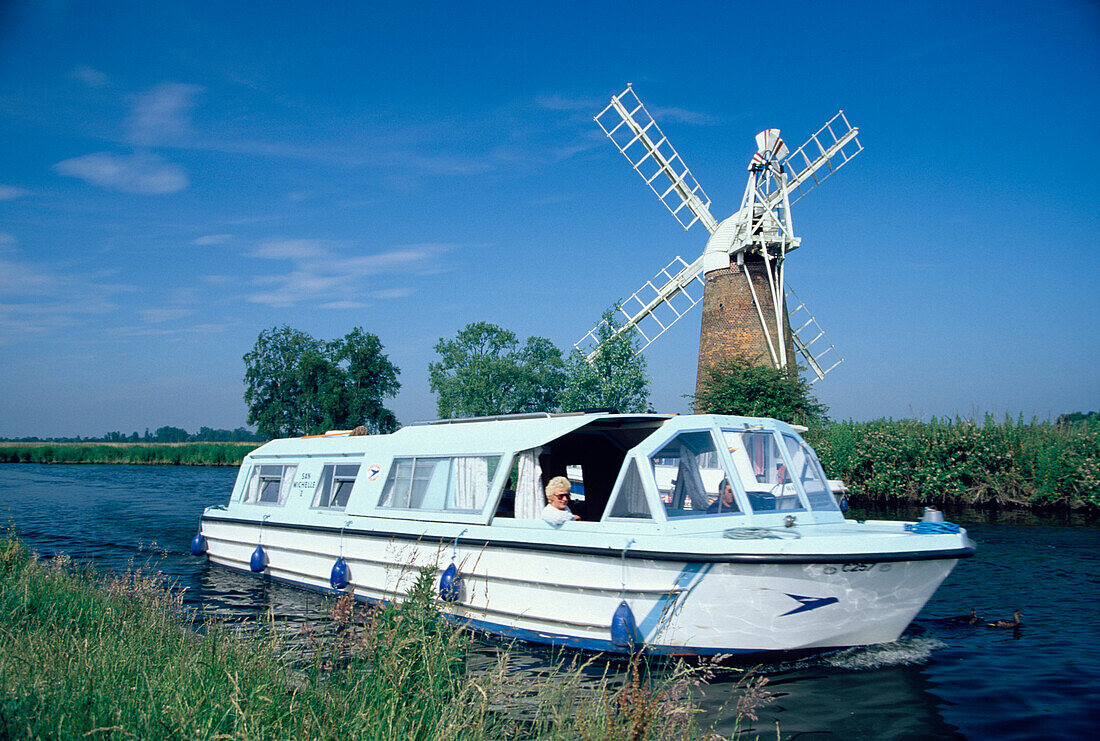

left=244, top=467, right=260, bottom=503
left=277, top=465, right=297, bottom=505
left=672, top=444, right=710, bottom=511
left=514, top=447, right=543, bottom=519
left=612, top=459, right=649, bottom=517
left=453, top=457, right=488, bottom=510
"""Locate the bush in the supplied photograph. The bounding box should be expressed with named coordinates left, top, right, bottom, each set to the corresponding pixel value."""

left=693, top=356, right=828, bottom=427
left=807, top=415, right=1100, bottom=509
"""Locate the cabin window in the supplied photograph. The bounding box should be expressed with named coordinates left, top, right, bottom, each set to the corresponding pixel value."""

left=242, top=464, right=298, bottom=505
left=782, top=435, right=838, bottom=511
left=378, top=455, right=502, bottom=513
left=651, top=431, right=740, bottom=518
left=313, top=464, right=361, bottom=509
left=722, top=430, right=805, bottom=513
left=607, top=459, right=652, bottom=519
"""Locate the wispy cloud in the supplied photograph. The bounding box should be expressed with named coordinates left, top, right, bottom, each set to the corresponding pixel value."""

left=536, top=94, right=601, bottom=111
left=53, top=151, right=189, bottom=194
left=104, top=322, right=232, bottom=339
left=319, top=300, right=369, bottom=310
left=127, top=82, right=204, bottom=147
left=138, top=307, right=194, bottom=323
left=249, top=239, right=329, bottom=260
left=0, top=232, right=15, bottom=245
left=0, top=185, right=29, bottom=200
left=246, top=243, right=446, bottom=307
left=191, top=234, right=233, bottom=245
left=0, top=252, right=131, bottom=344
left=70, top=65, right=110, bottom=88
left=649, top=105, right=718, bottom=125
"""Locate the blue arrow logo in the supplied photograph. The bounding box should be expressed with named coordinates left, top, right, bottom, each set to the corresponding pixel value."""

left=780, top=593, right=839, bottom=616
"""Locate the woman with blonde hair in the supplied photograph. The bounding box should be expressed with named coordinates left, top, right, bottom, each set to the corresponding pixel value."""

left=542, top=475, right=580, bottom=524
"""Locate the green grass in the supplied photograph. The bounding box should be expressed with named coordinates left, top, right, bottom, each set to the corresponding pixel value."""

left=0, top=535, right=771, bottom=739
left=0, top=442, right=260, bottom=466
left=806, top=414, right=1100, bottom=509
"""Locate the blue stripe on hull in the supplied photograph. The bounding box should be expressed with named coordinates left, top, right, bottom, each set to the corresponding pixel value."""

left=212, top=561, right=759, bottom=657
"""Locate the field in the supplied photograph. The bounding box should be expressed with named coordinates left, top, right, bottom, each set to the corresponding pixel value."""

left=0, top=442, right=260, bottom=466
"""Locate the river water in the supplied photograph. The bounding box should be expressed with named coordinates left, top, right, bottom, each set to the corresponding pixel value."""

left=2, top=463, right=1097, bottom=739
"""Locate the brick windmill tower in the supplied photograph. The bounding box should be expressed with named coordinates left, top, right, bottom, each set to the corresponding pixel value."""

left=576, top=85, right=862, bottom=401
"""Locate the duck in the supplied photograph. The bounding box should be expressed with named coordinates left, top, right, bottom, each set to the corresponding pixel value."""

left=986, top=610, right=1023, bottom=629
left=949, top=607, right=983, bottom=625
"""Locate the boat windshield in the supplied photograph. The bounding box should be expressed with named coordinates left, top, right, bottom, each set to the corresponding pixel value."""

left=722, top=429, right=806, bottom=512
left=651, top=430, right=742, bottom=518
left=780, top=433, right=839, bottom=511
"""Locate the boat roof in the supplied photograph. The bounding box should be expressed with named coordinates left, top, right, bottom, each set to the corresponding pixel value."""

left=249, top=411, right=673, bottom=459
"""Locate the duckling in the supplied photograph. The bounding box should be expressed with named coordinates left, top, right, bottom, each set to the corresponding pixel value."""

left=949, top=607, right=983, bottom=625
left=986, top=610, right=1023, bottom=629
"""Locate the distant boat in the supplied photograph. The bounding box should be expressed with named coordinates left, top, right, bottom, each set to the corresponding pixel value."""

left=195, top=412, right=975, bottom=656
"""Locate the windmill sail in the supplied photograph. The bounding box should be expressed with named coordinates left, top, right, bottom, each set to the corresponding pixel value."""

left=595, top=86, right=718, bottom=233
left=575, top=256, right=705, bottom=361
left=765, top=110, right=862, bottom=207
left=785, top=286, right=844, bottom=382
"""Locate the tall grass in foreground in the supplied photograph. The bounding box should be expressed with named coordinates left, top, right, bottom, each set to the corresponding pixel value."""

left=0, top=535, right=772, bottom=740
left=806, top=415, right=1100, bottom=509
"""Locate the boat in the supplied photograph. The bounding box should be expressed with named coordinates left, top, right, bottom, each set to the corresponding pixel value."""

left=194, top=411, right=975, bottom=656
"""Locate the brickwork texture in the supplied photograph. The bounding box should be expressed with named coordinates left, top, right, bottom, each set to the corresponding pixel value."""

left=694, top=254, right=795, bottom=404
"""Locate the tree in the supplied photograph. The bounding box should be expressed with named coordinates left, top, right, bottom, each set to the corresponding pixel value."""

left=560, top=308, right=650, bottom=414
left=692, top=355, right=828, bottom=427
left=155, top=426, right=189, bottom=443
left=244, top=325, right=401, bottom=438
left=428, top=322, right=565, bottom=418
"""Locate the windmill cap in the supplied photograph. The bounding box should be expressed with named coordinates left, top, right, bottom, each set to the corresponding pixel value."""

left=754, top=129, right=788, bottom=160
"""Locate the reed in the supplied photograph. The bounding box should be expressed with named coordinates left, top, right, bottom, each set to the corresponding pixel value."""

left=806, top=414, right=1100, bottom=509
left=0, top=534, right=765, bottom=739
left=0, top=442, right=260, bottom=466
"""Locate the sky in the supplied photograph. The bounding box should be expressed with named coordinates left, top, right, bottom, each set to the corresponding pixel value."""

left=0, top=0, right=1097, bottom=438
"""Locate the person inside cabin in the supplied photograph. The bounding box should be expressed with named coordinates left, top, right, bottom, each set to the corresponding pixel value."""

left=706, top=479, right=737, bottom=514
left=542, top=475, right=581, bottom=524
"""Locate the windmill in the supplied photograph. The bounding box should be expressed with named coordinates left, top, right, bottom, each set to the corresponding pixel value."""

left=575, top=85, right=863, bottom=399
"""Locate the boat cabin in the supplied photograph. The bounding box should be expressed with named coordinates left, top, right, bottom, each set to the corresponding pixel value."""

left=228, top=412, right=844, bottom=530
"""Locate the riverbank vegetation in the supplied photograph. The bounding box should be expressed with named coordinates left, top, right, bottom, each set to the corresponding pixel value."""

left=0, top=534, right=770, bottom=739
left=1, top=425, right=265, bottom=444
left=694, top=358, right=1098, bottom=510
left=806, top=414, right=1100, bottom=509
left=0, top=442, right=259, bottom=466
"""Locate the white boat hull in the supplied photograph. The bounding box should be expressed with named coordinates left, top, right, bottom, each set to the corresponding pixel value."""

left=202, top=517, right=963, bottom=655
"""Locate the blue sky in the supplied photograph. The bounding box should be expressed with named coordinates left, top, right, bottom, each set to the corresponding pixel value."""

left=1, top=0, right=1097, bottom=437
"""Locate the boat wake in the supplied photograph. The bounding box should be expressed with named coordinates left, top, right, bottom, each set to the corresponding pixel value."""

left=820, top=635, right=947, bottom=670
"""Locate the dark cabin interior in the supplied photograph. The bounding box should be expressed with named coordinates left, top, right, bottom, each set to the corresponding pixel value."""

left=537, top=417, right=664, bottom=521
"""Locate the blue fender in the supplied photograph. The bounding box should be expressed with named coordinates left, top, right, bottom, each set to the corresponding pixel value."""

left=611, top=600, right=639, bottom=648
left=330, top=557, right=350, bottom=590
left=190, top=532, right=207, bottom=556
left=439, top=563, right=462, bottom=602
left=249, top=545, right=267, bottom=573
